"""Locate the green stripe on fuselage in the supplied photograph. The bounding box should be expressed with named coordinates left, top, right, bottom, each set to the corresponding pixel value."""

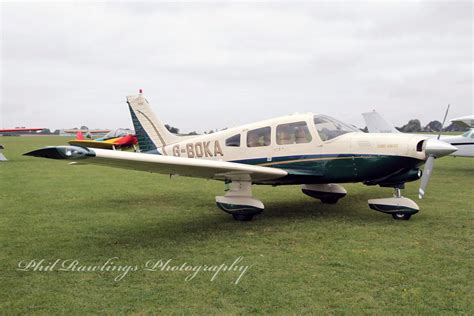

left=233, top=154, right=423, bottom=184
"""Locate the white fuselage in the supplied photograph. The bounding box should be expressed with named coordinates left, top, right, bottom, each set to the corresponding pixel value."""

left=439, top=129, right=474, bottom=157
left=160, top=113, right=427, bottom=164
left=148, top=113, right=431, bottom=186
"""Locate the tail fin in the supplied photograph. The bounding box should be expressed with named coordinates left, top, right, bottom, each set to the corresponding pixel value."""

left=126, top=90, right=179, bottom=152
left=362, top=110, right=401, bottom=134
left=76, top=131, right=85, bottom=140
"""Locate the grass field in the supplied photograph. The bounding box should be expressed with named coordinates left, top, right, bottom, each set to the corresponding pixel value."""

left=1, top=136, right=473, bottom=314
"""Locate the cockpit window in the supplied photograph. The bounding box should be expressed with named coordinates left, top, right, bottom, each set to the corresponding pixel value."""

left=276, top=121, right=312, bottom=145
left=247, top=127, right=271, bottom=147
left=102, top=129, right=132, bottom=140
left=225, top=134, right=241, bottom=147
left=313, top=115, right=358, bottom=141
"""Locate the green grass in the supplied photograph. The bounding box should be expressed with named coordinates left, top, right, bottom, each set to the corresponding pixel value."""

left=1, top=136, right=473, bottom=314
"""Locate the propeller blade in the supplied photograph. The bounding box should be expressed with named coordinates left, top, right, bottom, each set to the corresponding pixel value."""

left=437, top=104, right=450, bottom=140
left=418, top=105, right=455, bottom=200
left=419, top=155, right=435, bottom=199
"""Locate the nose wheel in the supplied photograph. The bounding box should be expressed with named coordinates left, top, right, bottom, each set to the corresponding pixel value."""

left=391, top=212, right=412, bottom=220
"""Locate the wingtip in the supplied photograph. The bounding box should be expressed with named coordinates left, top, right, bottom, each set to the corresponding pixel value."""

left=23, top=146, right=95, bottom=160
left=23, top=147, right=66, bottom=159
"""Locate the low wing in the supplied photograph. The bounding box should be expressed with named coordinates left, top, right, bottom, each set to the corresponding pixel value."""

left=68, top=140, right=116, bottom=149
left=362, top=111, right=400, bottom=133
left=24, top=146, right=287, bottom=182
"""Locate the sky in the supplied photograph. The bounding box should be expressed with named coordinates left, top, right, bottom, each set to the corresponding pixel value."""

left=1, top=0, right=472, bottom=133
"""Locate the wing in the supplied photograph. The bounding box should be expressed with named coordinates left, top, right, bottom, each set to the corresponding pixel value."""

left=68, top=140, right=116, bottom=149
left=24, top=146, right=287, bottom=182
left=450, top=115, right=474, bottom=128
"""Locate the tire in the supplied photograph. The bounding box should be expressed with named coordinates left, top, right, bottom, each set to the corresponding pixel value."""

left=320, top=197, right=339, bottom=204
left=391, top=213, right=412, bottom=220
left=232, top=214, right=254, bottom=221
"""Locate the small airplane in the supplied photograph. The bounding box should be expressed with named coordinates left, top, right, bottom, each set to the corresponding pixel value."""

left=436, top=116, right=474, bottom=158
left=68, top=128, right=138, bottom=151
left=25, top=90, right=457, bottom=221
left=0, top=127, right=45, bottom=134
left=362, top=110, right=474, bottom=157
left=0, top=128, right=45, bottom=160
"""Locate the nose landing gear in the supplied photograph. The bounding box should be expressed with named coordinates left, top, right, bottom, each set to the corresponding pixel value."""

left=368, top=187, right=419, bottom=220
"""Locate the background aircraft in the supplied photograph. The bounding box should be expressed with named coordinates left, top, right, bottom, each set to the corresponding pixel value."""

left=25, top=91, right=456, bottom=221
left=68, top=128, right=138, bottom=151
left=0, top=128, right=45, bottom=135
left=0, top=144, right=6, bottom=161
left=362, top=111, right=473, bottom=157
left=450, top=115, right=474, bottom=128
left=0, top=128, right=46, bottom=160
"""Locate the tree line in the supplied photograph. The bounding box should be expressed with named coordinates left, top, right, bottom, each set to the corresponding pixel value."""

left=395, top=120, right=466, bottom=133
left=7, top=119, right=468, bottom=135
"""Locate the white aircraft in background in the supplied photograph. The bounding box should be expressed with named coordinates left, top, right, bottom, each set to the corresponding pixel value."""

left=25, top=91, right=457, bottom=221
left=362, top=111, right=474, bottom=158
left=0, top=144, right=6, bottom=161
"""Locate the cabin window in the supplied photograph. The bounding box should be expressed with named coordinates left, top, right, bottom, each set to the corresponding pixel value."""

left=225, top=134, right=241, bottom=147
left=313, top=115, right=358, bottom=141
left=276, top=121, right=312, bottom=145
left=247, top=127, right=271, bottom=147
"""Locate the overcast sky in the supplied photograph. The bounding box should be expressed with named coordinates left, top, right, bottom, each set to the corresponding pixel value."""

left=1, top=0, right=472, bottom=132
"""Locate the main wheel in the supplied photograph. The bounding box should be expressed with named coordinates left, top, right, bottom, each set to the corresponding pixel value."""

left=391, top=213, right=412, bottom=220
left=232, top=214, right=254, bottom=221
left=320, top=197, right=339, bottom=204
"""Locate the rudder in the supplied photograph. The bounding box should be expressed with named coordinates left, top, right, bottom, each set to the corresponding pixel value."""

left=127, top=90, right=179, bottom=152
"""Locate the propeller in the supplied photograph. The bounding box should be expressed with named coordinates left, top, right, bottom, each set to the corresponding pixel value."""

left=418, top=104, right=457, bottom=199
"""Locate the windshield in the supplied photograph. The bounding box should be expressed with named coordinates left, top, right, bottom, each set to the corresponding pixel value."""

left=103, top=129, right=132, bottom=140
left=313, top=115, right=358, bottom=141
left=462, top=129, right=473, bottom=138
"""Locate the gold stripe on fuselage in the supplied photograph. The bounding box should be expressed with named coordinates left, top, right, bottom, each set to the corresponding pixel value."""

left=258, top=155, right=379, bottom=167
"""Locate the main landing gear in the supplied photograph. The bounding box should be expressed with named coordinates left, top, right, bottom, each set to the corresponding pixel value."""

left=368, top=187, right=419, bottom=220
left=215, top=181, right=263, bottom=221
left=216, top=182, right=419, bottom=221
left=301, top=184, right=347, bottom=204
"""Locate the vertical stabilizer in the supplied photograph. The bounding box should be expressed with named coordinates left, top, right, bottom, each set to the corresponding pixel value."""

left=127, top=90, right=179, bottom=152
left=362, top=111, right=400, bottom=134
left=76, top=131, right=85, bottom=140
